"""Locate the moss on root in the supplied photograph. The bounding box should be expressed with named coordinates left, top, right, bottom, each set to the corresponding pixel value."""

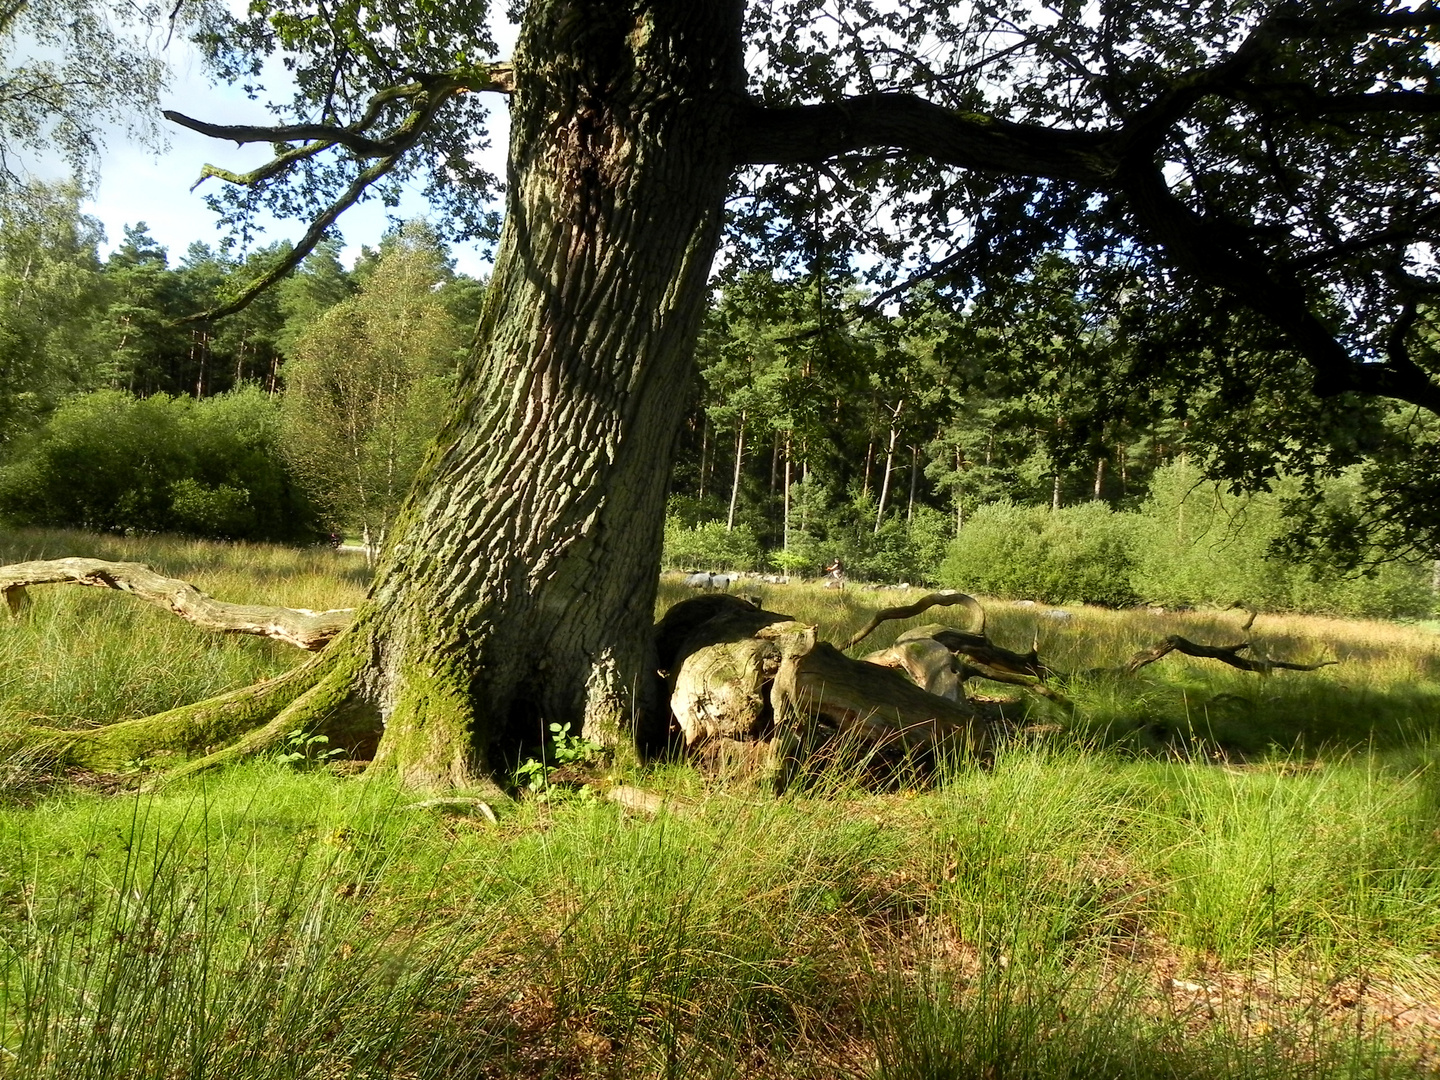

left=17, top=659, right=330, bottom=772
left=155, top=653, right=374, bottom=786
left=367, top=656, right=501, bottom=795
left=9, top=631, right=386, bottom=784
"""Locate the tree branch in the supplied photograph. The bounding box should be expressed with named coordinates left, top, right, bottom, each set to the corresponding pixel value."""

left=0, top=559, right=353, bottom=651
left=840, top=590, right=985, bottom=652
left=1118, top=161, right=1440, bottom=413
left=185, top=152, right=403, bottom=322
left=733, top=93, right=1117, bottom=184
left=167, top=64, right=513, bottom=322
left=163, top=65, right=514, bottom=158
left=1124, top=635, right=1337, bottom=675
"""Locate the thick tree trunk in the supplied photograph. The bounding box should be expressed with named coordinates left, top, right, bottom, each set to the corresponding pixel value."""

left=259, top=2, right=746, bottom=790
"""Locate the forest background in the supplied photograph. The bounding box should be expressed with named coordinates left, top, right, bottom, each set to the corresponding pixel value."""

left=0, top=178, right=1433, bottom=620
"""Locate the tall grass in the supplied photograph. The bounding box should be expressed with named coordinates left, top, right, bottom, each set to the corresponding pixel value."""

left=6, top=759, right=1438, bottom=1078
left=0, top=528, right=365, bottom=729
left=0, top=536, right=1437, bottom=1076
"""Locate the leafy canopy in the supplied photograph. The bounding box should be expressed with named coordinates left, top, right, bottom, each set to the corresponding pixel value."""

left=176, top=0, right=1440, bottom=556
left=0, top=0, right=216, bottom=205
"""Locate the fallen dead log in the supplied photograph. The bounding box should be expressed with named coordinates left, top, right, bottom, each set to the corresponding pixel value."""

left=661, top=594, right=989, bottom=789
left=659, top=592, right=1342, bottom=784
left=0, top=558, right=353, bottom=651
left=1124, top=635, right=1337, bottom=675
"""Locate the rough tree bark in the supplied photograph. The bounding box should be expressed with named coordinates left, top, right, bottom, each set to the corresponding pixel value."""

left=328, top=3, right=746, bottom=788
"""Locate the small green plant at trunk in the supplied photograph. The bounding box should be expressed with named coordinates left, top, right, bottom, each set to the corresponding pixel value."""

left=514, top=721, right=604, bottom=803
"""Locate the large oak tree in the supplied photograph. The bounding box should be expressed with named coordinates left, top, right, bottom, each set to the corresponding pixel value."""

left=30, top=0, right=1440, bottom=789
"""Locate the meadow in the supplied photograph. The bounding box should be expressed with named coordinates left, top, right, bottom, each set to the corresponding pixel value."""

left=2, top=529, right=1440, bottom=1078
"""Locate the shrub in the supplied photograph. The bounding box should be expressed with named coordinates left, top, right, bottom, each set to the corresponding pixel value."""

left=0, top=388, right=319, bottom=542
left=1132, top=462, right=1433, bottom=619
left=661, top=517, right=761, bottom=571
left=817, top=508, right=954, bottom=586
left=939, top=500, right=1140, bottom=606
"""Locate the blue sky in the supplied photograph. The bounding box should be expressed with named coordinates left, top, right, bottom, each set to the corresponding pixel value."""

left=76, top=24, right=514, bottom=278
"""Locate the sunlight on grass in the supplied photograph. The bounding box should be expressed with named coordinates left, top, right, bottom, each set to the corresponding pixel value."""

left=0, top=538, right=1437, bottom=1076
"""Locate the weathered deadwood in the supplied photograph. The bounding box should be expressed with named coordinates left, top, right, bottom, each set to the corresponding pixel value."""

left=1125, top=635, right=1337, bottom=675
left=861, top=637, right=963, bottom=700
left=661, top=595, right=988, bottom=786
left=606, top=784, right=693, bottom=816
left=766, top=634, right=989, bottom=790
left=840, top=590, right=985, bottom=652
left=897, top=624, right=1055, bottom=681
left=886, top=624, right=1073, bottom=710
left=1227, top=602, right=1260, bottom=632
left=663, top=596, right=806, bottom=745
left=782, top=639, right=986, bottom=748
left=0, top=558, right=353, bottom=651
left=655, top=591, right=782, bottom=673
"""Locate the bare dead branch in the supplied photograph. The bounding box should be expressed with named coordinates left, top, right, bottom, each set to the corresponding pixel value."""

left=902, top=624, right=1055, bottom=681
left=1125, top=635, right=1337, bottom=676
left=840, top=590, right=985, bottom=652
left=0, top=558, right=353, bottom=651
left=1227, top=602, right=1259, bottom=631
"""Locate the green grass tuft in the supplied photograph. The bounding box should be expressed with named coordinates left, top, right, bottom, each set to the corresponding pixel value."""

left=0, top=536, right=1436, bottom=1077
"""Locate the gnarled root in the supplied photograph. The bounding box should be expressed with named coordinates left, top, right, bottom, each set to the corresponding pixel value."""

left=12, top=646, right=381, bottom=781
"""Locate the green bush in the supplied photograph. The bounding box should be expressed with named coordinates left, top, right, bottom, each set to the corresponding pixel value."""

left=817, top=506, right=955, bottom=585
left=661, top=517, right=761, bottom=571
left=1132, top=462, right=1433, bottom=619
left=940, top=500, right=1141, bottom=606
left=0, top=388, right=319, bottom=542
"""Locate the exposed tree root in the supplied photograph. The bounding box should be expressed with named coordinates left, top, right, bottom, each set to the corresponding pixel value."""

left=154, top=653, right=375, bottom=786
left=0, top=558, right=353, bottom=650
left=10, top=645, right=383, bottom=783
left=16, top=659, right=325, bottom=771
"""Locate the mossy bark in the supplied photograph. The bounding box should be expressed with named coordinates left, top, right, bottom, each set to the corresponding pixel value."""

left=327, top=3, right=745, bottom=788
left=17, top=651, right=354, bottom=771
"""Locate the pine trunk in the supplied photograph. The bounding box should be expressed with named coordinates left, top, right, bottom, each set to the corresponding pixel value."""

left=318, top=2, right=744, bottom=789
left=727, top=411, right=746, bottom=533
left=874, top=423, right=899, bottom=534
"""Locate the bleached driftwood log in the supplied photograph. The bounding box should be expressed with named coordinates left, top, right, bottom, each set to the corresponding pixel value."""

left=658, top=594, right=990, bottom=789
left=0, top=558, right=353, bottom=651
left=658, top=590, right=1339, bottom=786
